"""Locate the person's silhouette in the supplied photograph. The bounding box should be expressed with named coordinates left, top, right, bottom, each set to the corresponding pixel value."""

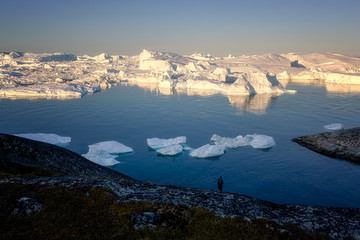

left=217, top=176, right=224, bottom=191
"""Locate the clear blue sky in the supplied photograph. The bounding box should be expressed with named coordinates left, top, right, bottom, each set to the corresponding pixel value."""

left=1, top=0, right=359, bottom=56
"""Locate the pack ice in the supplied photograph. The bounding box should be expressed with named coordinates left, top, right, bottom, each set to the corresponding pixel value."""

left=1, top=50, right=359, bottom=99
left=82, top=141, right=133, bottom=166
left=14, top=133, right=71, bottom=146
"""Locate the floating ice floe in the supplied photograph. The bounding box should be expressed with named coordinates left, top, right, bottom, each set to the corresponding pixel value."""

left=14, top=133, right=71, bottom=146
left=157, top=144, right=183, bottom=156
left=249, top=135, right=276, bottom=149
left=147, top=136, right=186, bottom=150
left=82, top=150, right=121, bottom=166
left=211, top=134, right=252, bottom=148
left=82, top=141, right=133, bottom=166
left=87, top=141, right=133, bottom=153
left=210, top=133, right=275, bottom=149
left=323, top=123, right=344, bottom=131
left=190, top=144, right=226, bottom=158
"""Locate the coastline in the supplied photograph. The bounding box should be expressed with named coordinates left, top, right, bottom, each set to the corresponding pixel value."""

left=1, top=133, right=360, bottom=239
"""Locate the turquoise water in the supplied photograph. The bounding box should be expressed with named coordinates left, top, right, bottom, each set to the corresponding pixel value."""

left=1, top=82, right=360, bottom=208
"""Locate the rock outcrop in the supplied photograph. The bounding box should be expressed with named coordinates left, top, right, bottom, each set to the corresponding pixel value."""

left=1, top=133, right=360, bottom=239
left=292, top=127, right=360, bottom=163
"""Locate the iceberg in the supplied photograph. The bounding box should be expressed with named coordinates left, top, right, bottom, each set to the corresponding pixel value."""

left=190, top=144, right=226, bottom=158
left=323, top=123, right=344, bottom=131
left=36, top=53, right=77, bottom=62
left=82, top=150, right=121, bottom=166
left=82, top=141, right=133, bottom=166
left=87, top=141, right=133, bottom=154
left=14, top=133, right=71, bottom=146
left=211, top=134, right=251, bottom=148
left=157, top=144, right=183, bottom=156
left=1, top=50, right=360, bottom=100
left=147, top=136, right=186, bottom=150
left=0, top=83, right=100, bottom=99
left=249, top=135, right=275, bottom=149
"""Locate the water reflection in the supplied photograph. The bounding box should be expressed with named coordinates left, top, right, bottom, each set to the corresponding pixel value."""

left=124, top=82, right=280, bottom=114
left=325, top=83, right=360, bottom=94
left=280, top=79, right=360, bottom=94
left=0, top=95, right=75, bottom=100
left=227, top=94, right=281, bottom=115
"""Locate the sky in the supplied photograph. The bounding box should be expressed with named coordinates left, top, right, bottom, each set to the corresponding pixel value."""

left=1, top=0, right=360, bottom=57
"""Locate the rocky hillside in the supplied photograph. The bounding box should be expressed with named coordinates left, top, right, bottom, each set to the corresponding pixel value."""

left=1, top=133, right=360, bottom=239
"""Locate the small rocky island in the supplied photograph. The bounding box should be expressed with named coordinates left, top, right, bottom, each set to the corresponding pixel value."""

left=1, top=133, right=360, bottom=239
left=292, top=127, right=360, bottom=163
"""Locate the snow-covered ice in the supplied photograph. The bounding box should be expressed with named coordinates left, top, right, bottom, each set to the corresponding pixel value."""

left=82, top=150, right=121, bottom=166
left=323, top=123, right=344, bottom=131
left=249, top=135, right=276, bottom=149
left=1, top=50, right=359, bottom=99
left=211, top=134, right=252, bottom=148
left=14, top=133, right=71, bottom=146
left=87, top=141, right=133, bottom=154
left=190, top=144, right=226, bottom=158
left=147, top=136, right=186, bottom=150
left=82, top=141, right=133, bottom=166
left=156, top=144, right=183, bottom=156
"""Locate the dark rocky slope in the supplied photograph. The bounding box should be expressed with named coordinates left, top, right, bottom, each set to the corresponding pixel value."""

left=1, top=133, right=360, bottom=239
left=292, top=127, right=360, bottom=163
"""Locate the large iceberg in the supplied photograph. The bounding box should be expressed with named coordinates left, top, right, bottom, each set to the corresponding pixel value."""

left=190, top=144, right=226, bottom=158
left=82, top=141, right=133, bottom=166
left=14, top=133, right=71, bottom=146
left=323, top=123, right=344, bottom=131
left=147, top=136, right=186, bottom=150
left=36, top=53, right=77, bottom=62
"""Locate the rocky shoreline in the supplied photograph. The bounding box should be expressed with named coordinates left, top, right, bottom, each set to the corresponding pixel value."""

left=292, top=127, right=360, bottom=163
left=1, top=133, right=360, bottom=239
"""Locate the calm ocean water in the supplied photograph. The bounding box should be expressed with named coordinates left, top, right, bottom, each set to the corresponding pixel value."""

left=1, top=82, right=360, bottom=208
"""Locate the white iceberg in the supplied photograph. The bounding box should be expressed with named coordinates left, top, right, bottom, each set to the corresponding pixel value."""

left=14, top=133, right=71, bottom=146
left=147, top=136, right=186, bottom=150
left=36, top=53, right=77, bottom=62
left=211, top=134, right=251, bottom=148
left=249, top=135, right=275, bottom=149
left=157, top=144, right=183, bottom=156
left=323, top=123, right=344, bottom=131
left=190, top=144, right=226, bottom=158
left=82, top=141, right=133, bottom=166
left=82, top=150, right=121, bottom=166
left=87, top=140, right=133, bottom=154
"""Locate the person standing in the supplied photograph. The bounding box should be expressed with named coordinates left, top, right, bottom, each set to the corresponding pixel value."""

left=217, top=176, right=224, bottom=191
